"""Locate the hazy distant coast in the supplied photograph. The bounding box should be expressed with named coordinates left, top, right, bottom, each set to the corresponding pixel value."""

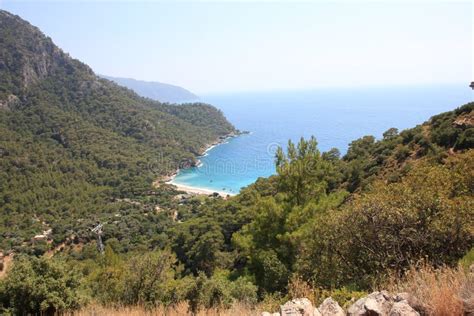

left=100, top=75, right=199, bottom=103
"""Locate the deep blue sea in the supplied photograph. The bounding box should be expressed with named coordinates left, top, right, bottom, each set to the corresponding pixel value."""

left=172, top=84, right=473, bottom=194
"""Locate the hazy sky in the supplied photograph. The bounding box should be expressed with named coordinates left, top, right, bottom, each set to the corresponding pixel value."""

left=1, top=1, right=472, bottom=93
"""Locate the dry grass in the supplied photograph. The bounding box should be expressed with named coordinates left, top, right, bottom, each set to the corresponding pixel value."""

left=386, top=264, right=472, bottom=316
left=73, top=302, right=260, bottom=316
left=74, top=264, right=474, bottom=316
left=288, top=275, right=316, bottom=304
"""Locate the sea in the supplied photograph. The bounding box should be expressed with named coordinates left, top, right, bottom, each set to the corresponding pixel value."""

left=172, top=84, right=473, bottom=195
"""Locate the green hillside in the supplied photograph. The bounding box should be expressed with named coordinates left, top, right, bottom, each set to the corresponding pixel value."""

left=0, top=10, right=236, bottom=251
left=0, top=9, right=472, bottom=315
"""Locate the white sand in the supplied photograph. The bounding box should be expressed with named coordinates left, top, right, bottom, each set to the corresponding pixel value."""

left=167, top=181, right=235, bottom=197
left=160, top=134, right=240, bottom=198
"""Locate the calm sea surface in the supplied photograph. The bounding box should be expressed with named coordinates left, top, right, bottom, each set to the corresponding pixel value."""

left=172, top=84, right=473, bottom=194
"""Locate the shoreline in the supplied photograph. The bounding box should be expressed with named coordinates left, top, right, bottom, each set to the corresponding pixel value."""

left=160, top=131, right=244, bottom=197
left=166, top=180, right=235, bottom=197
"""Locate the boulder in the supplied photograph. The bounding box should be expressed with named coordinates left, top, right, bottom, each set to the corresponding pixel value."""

left=389, top=301, right=420, bottom=316
left=280, top=298, right=315, bottom=316
left=318, top=297, right=345, bottom=316
left=347, top=291, right=393, bottom=316
left=460, top=279, right=474, bottom=316
left=394, top=292, right=427, bottom=315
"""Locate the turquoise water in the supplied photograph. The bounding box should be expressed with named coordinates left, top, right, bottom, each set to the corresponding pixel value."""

left=172, top=84, right=473, bottom=194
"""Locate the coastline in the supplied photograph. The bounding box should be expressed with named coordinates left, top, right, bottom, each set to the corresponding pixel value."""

left=161, top=132, right=243, bottom=197
left=166, top=181, right=235, bottom=197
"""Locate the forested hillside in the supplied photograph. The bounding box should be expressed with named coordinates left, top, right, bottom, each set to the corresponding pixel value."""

left=0, top=10, right=236, bottom=252
left=0, top=9, right=472, bottom=316
left=2, top=98, right=471, bottom=314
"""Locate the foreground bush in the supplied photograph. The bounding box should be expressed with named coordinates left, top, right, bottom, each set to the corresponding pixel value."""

left=296, top=159, right=473, bottom=288
left=87, top=247, right=258, bottom=311
left=187, top=270, right=258, bottom=312
left=0, top=255, right=83, bottom=315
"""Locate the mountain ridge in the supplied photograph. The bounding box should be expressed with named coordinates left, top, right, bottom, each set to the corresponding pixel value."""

left=101, top=75, right=199, bottom=103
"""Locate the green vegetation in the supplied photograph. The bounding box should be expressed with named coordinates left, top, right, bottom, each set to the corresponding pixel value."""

left=0, top=255, right=83, bottom=315
left=0, top=10, right=235, bottom=252
left=0, top=9, right=473, bottom=314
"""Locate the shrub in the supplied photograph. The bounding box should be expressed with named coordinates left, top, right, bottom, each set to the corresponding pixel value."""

left=0, top=255, right=83, bottom=315
left=316, top=287, right=367, bottom=308
left=186, top=272, right=232, bottom=312
left=122, top=250, right=177, bottom=306
left=296, top=162, right=473, bottom=289
left=257, top=292, right=287, bottom=314
left=229, top=277, right=258, bottom=305
left=185, top=270, right=258, bottom=312
left=288, top=275, right=316, bottom=304
left=459, top=248, right=474, bottom=271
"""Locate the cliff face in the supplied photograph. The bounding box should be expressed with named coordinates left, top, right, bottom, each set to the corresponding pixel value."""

left=0, top=10, right=95, bottom=96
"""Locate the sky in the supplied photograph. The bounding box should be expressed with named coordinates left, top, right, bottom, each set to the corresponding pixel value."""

left=0, top=1, right=472, bottom=94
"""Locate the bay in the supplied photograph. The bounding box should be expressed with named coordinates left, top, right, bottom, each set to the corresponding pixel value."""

left=172, top=84, right=473, bottom=194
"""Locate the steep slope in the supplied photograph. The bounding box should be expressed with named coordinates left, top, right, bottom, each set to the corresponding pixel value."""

left=101, top=75, right=199, bottom=103
left=0, top=10, right=236, bottom=251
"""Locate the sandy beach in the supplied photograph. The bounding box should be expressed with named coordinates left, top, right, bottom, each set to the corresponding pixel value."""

left=166, top=180, right=235, bottom=197
left=160, top=133, right=241, bottom=198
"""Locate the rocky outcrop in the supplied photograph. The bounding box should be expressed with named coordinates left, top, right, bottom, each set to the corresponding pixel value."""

left=453, top=112, right=474, bottom=127
left=0, top=10, right=96, bottom=95
left=262, top=292, right=423, bottom=316
left=263, top=297, right=344, bottom=316
left=318, top=298, right=345, bottom=316
left=346, top=291, right=421, bottom=316
left=388, top=301, right=419, bottom=316
left=393, top=293, right=425, bottom=315
left=280, top=298, right=315, bottom=316
left=347, top=291, right=393, bottom=315
left=0, top=94, right=19, bottom=110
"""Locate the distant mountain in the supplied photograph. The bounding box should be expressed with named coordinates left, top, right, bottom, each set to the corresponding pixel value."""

left=101, top=75, right=199, bottom=103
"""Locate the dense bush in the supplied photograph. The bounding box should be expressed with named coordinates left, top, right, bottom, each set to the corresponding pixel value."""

left=0, top=255, right=83, bottom=315
left=296, top=157, right=473, bottom=288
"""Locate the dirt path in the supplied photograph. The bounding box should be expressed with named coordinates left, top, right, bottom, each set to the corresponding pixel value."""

left=44, top=241, right=66, bottom=258
left=0, top=253, right=13, bottom=278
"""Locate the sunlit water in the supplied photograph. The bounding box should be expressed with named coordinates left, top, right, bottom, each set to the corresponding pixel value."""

left=172, top=84, right=473, bottom=194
